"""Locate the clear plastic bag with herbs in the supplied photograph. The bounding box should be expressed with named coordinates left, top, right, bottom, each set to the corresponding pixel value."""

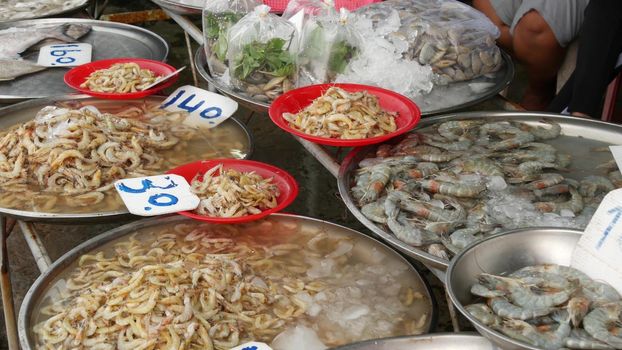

left=296, top=8, right=361, bottom=87
left=282, top=0, right=336, bottom=20
left=227, top=5, right=298, bottom=102
left=202, top=0, right=260, bottom=80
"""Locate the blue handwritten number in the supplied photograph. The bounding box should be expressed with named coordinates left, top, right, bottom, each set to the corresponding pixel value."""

left=200, top=107, right=222, bottom=119
left=161, top=89, right=184, bottom=109
left=178, top=94, right=205, bottom=113
left=596, top=206, right=622, bottom=249
left=117, top=177, right=178, bottom=194
left=148, top=193, right=178, bottom=206
left=242, top=347, right=258, bottom=350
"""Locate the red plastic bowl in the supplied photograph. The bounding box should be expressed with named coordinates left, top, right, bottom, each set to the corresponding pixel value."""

left=269, top=83, right=421, bottom=147
left=167, top=159, right=299, bottom=223
left=64, top=58, right=179, bottom=99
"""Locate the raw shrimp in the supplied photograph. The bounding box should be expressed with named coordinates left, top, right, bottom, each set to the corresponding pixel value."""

left=564, top=329, right=614, bottom=350
left=424, top=139, right=472, bottom=151
left=465, top=303, right=500, bottom=326
left=489, top=298, right=553, bottom=320
left=437, top=120, right=483, bottom=140
left=415, top=152, right=461, bottom=163
left=528, top=120, right=562, bottom=140
left=608, top=170, right=622, bottom=188
left=419, top=179, right=485, bottom=198
left=388, top=191, right=466, bottom=222
left=567, top=296, right=591, bottom=328
left=470, top=284, right=506, bottom=298
left=360, top=164, right=391, bottom=203
left=535, top=186, right=584, bottom=214
left=583, top=303, right=622, bottom=348
left=579, top=176, right=615, bottom=198
left=533, top=184, right=570, bottom=198
left=480, top=273, right=577, bottom=308
left=525, top=173, right=565, bottom=190
left=441, top=226, right=484, bottom=254
left=361, top=200, right=387, bottom=224
left=384, top=193, right=439, bottom=246
left=426, top=244, right=450, bottom=260
left=406, top=162, right=439, bottom=179
left=453, top=159, right=503, bottom=177
left=499, top=313, right=570, bottom=350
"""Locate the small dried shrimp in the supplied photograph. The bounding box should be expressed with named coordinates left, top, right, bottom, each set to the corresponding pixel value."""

left=283, top=87, right=397, bottom=139
left=191, top=163, right=279, bottom=217
left=80, top=63, right=160, bottom=93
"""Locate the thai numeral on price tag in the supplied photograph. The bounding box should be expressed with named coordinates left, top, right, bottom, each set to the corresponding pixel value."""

left=114, top=174, right=199, bottom=216
left=229, top=342, right=272, bottom=350
left=160, top=85, right=238, bottom=128
left=571, top=188, right=622, bottom=294
left=37, top=43, right=92, bottom=67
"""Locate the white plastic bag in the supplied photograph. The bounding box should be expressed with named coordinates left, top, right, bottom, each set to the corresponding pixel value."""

left=282, top=0, right=336, bottom=20
left=202, top=0, right=260, bottom=79
left=227, top=5, right=298, bottom=102
left=297, top=8, right=361, bottom=86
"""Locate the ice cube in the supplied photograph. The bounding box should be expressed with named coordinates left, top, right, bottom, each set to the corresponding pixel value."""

left=342, top=305, right=370, bottom=320
left=560, top=209, right=575, bottom=218
left=271, top=325, right=327, bottom=350
left=487, top=176, right=507, bottom=191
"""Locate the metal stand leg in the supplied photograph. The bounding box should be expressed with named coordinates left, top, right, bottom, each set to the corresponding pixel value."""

left=446, top=289, right=461, bottom=332
left=184, top=32, right=199, bottom=88
left=0, top=215, right=19, bottom=350
left=19, top=222, right=51, bottom=273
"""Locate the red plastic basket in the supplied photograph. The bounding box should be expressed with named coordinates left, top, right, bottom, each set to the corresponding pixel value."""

left=263, top=0, right=380, bottom=13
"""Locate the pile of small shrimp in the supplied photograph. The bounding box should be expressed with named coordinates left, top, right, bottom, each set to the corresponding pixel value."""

left=467, top=264, right=622, bottom=350
left=282, top=87, right=397, bottom=139
left=0, top=104, right=199, bottom=212
left=33, top=218, right=426, bottom=349
left=80, top=63, right=160, bottom=93
left=352, top=119, right=622, bottom=260
left=191, top=163, right=280, bottom=217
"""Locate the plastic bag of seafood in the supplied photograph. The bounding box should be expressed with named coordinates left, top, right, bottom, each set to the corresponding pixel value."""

left=227, top=4, right=298, bottom=102
left=296, top=8, right=362, bottom=86
left=202, top=0, right=260, bottom=80
left=282, top=0, right=336, bottom=20
left=358, top=0, right=503, bottom=83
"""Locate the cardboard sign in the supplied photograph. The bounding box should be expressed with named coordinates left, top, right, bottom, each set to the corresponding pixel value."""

left=229, top=342, right=273, bottom=350
left=37, top=43, right=92, bottom=67
left=160, top=85, right=238, bottom=128
left=114, top=174, right=199, bottom=216
left=571, top=188, right=622, bottom=294
left=610, top=145, right=622, bottom=172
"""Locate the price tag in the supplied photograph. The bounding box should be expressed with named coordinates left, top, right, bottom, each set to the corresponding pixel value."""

left=288, top=9, right=305, bottom=35
left=571, top=188, right=622, bottom=294
left=114, top=174, right=200, bottom=216
left=610, top=145, right=622, bottom=171
left=229, top=342, right=273, bottom=350
left=160, top=85, right=238, bottom=128
left=37, top=43, right=92, bottom=67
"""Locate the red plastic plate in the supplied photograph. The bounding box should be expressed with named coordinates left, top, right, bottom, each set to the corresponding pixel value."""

left=269, top=83, right=421, bottom=147
left=167, top=159, right=299, bottom=223
left=64, top=58, right=178, bottom=100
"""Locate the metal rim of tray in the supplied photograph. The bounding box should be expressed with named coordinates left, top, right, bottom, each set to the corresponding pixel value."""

left=0, top=0, right=90, bottom=22
left=195, top=47, right=514, bottom=115
left=0, top=94, right=254, bottom=223
left=329, top=332, right=493, bottom=349
left=338, top=111, right=622, bottom=270
left=0, top=18, right=169, bottom=102
left=151, top=0, right=202, bottom=15
left=445, top=228, right=583, bottom=350
left=18, top=213, right=437, bottom=349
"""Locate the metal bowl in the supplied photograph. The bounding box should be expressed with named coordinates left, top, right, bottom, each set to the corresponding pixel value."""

left=18, top=214, right=437, bottom=349
left=446, top=228, right=583, bottom=350
left=0, top=95, right=253, bottom=223
left=338, top=112, right=622, bottom=270
left=329, top=333, right=498, bottom=350
left=151, top=0, right=202, bottom=15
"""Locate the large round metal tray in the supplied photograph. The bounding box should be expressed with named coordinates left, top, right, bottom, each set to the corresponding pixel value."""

left=195, top=47, right=513, bottom=115
left=18, top=214, right=437, bottom=350
left=446, top=228, right=582, bottom=350
left=338, top=111, right=622, bottom=270
left=0, top=0, right=90, bottom=22
left=331, top=333, right=498, bottom=350
left=0, top=18, right=169, bottom=103
left=151, top=0, right=202, bottom=15
left=0, top=95, right=253, bottom=223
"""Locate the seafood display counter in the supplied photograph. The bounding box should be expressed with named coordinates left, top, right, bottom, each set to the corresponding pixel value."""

left=18, top=214, right=436, bottom=349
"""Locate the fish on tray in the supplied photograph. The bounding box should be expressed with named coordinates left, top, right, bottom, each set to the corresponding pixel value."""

left=0, top=60, right=46, bottom=81
left=0, top=23, right=91, bottom=60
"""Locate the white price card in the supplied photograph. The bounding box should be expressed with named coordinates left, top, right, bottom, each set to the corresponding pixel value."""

left=114, top=174, right=200, bottom=216
left=229, top=342, right=273, bottom=350
left=37, top=43, right=92, bottom=67
left=610, top=145, right=622, bottom=172
left=160, top=85, right=238, bottom=128
left=571, top=188, right=622, bottom=294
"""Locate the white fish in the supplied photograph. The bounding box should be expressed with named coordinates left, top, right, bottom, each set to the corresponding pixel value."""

left=0, top=24, right=90, bottom=60
left=0, top=60, right=46, bottom=81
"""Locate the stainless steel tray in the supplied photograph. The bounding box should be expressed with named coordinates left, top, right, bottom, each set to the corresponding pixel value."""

left=151, top=0, right=202, bottom=15
left=0, top=0, right=90, bottom=22
left=18, top=214, right=437, bottom=350
left=338, top=111, right=622, bottom=270
left=0, top=18, right=169, bottom=103
left=0, top=95, right=253, bottom=223
left=331, top=333, right=498, bottom=350
left=195, top=47, right=513, bottom=115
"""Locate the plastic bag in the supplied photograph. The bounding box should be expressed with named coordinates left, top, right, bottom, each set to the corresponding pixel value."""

left=358, top=0, right=503, bottom=83
left=202, top=0, right=260, bottom=79
left=227, top=5, right=298, bottom=102
left=282, top=0, right=336, bottom=20
left=297, top=8, right=362, bottom=86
